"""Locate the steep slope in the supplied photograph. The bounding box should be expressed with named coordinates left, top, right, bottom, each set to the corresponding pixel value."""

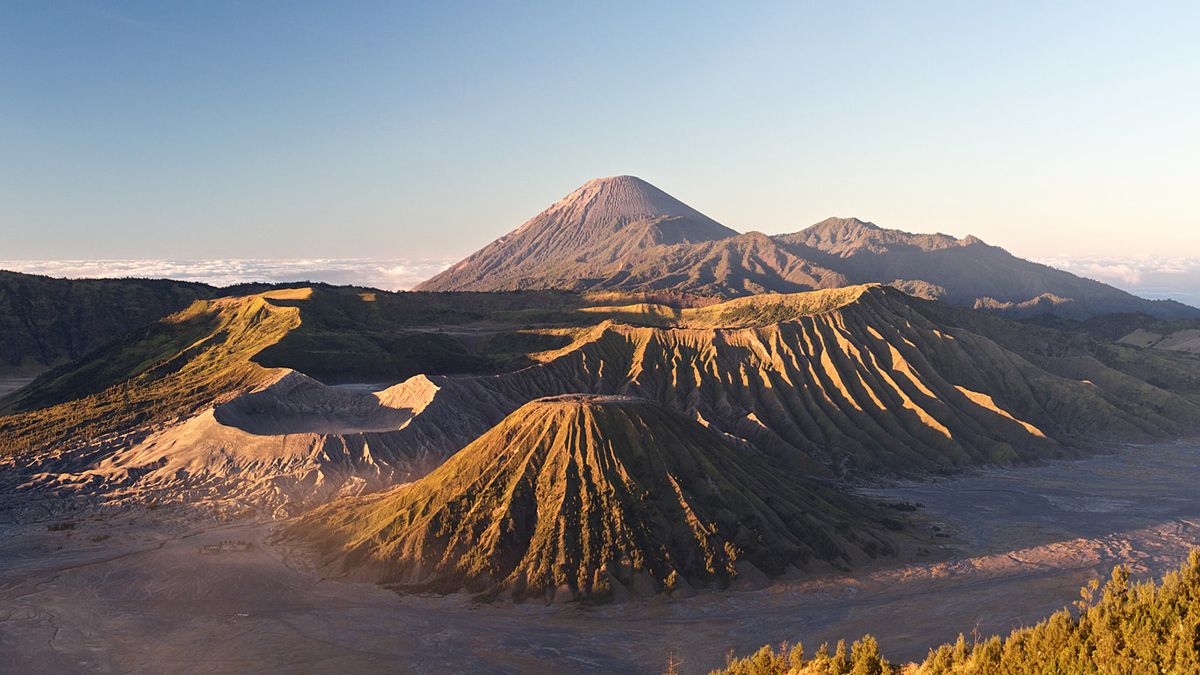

left=416, top=175, right=737, bottom=292
left=286, top=395, right=896, bottom=602
left=372, top=285, right=1200, bottom=482
left=0, top=286, right=604, bottom=512
left=0, top=270, right=216, bottom=376
left=0, top=288, right=306, bottom=457
left=5, top=284, right=1198, bottom=513
left=776, top=218, right=1196, bottom=319
left=417, top=179, right=1197, bottom=319
left=590, top=231, right=848, bottom=297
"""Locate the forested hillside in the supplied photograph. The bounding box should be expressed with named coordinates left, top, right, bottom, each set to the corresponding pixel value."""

left=0, top=270, right=215, bottom=375
left=715, top=549, right=1200, bottom=674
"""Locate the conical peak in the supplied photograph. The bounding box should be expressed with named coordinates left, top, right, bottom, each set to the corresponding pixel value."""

left=497, top=394, right=678, bottom=439
left=581, top=174, right=650, bottom=189
left=288, top=382, right=893, bottom=603
left=414, top=175, right=736, bottom=291
left=550, top=175, right=718, bottom=225
left=578, top=175, right=655, bottom=192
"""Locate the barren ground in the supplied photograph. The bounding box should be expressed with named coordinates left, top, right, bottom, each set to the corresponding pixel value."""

left=3, top=441, right=1199, bottom=674
left=0, top=377, right=33, bottom=398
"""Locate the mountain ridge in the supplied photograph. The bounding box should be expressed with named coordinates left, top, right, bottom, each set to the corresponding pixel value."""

left=0, top=270, right=218, bottom=377
left=417, top=177, right=1198, bottom=320
left=6, top=284, right=1199, bottom=513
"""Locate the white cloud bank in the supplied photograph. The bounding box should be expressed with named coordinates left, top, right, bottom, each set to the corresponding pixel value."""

left=4, top=256, right=1199, bottom=309
left=1037, top=255, right=1200, bottom=308
left=0, top=258, right=455, bottom=291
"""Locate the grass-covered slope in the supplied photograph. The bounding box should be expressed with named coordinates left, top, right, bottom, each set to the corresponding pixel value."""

left=715, top=548, right=1200, bottom=674
left=0, top=289, right=303, bottom=457
left=287, top=395, right=896, bottom=603
left=248, top=287, right=603, bottom=383
left=0, top=270, right=216, bottom=375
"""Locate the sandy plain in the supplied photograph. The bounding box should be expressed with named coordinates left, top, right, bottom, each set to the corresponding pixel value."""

left=2, top=441, right=1199, bottom=674
left=0, top=377, right=34, bottom=399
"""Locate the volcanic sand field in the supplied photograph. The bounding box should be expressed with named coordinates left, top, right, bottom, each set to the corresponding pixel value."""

left=0, top=377, right=33, bottom=398
left=1, top=440, right=1199, bottom=673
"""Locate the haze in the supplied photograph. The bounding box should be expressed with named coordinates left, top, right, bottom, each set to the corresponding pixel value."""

left=2, top=1, right=1198, bottom=261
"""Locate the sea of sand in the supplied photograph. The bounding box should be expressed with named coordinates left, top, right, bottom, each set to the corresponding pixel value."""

left=0, top=377, right=34, bottom=399
left=3, top=441, right=1199, bottom=674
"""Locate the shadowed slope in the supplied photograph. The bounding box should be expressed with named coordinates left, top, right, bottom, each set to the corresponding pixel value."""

left=0, top=270, right=216, bottom=377
left=288, top=395, right=895, bottom=603
left=0, top=289, right=305, bottom=457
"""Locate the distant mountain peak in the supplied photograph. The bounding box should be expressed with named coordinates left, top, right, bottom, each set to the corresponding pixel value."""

left=416, top=176, right=736, bottom=292
left=415, top=180, right=1198, bottom=319
left=809, top=216, right=879, bottom=232
left=547, top=175, right=722, bottom=226
left=786, top=217, right=972, bottom=256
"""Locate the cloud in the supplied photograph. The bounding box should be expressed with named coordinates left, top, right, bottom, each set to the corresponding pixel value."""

left=0, top=258, right=455, bottom=291
left=1038, top=255, right=1200, bottom=308
left=6, top=255, right=1199, bottom=309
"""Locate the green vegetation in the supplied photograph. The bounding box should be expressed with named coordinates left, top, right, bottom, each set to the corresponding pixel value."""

left=915, top=297, right=1200, bottom=408
left=0, top=270, right=214, bottom=375
left=6, top=280, right=1198, bottom=483
left=0, top=293, right=298, bottom=456
left=713, top=550, right=1200, bottom=674
left=2, top=302, right=224, bottom=413
left=251, top=286, right=877, bottom=382
left=252, top=288, right=636, bottom=382
left=685, top=286, right=874, bottom=328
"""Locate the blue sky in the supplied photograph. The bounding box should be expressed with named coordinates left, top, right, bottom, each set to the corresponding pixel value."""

left=2, top=1, right=1197, bottom=260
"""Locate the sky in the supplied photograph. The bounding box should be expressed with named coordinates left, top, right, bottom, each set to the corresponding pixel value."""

left=2, top=1, right=1198, bottom=267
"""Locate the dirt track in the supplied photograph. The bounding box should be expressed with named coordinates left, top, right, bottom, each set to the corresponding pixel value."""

left=3, top=441, right=1200, bottom=673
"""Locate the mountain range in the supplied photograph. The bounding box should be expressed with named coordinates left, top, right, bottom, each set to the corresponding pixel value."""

left=3, top=174, right=1200, bottom=610
left=5, top=283, right=1198, bottom=518
left=418, top=176, right=1197, bottom=320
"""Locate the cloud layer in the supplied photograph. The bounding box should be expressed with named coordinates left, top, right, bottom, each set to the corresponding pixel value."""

left=4, top=256, right=1199, bottom=310
left=1037, top=255, right=1200, bottom=308
left=0, top=258, right=454, bottom=291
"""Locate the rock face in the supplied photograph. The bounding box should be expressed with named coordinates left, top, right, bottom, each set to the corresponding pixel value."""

left=287, top=395, right=895, bottom=603
left=417, top=179, right=1198, bottom=320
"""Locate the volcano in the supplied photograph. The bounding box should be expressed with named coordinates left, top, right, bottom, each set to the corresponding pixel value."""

left=287, top=394, right=895, bottom=603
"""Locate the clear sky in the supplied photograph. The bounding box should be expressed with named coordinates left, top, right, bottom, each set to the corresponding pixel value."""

left=2, top=1, right=1197, bottom=260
